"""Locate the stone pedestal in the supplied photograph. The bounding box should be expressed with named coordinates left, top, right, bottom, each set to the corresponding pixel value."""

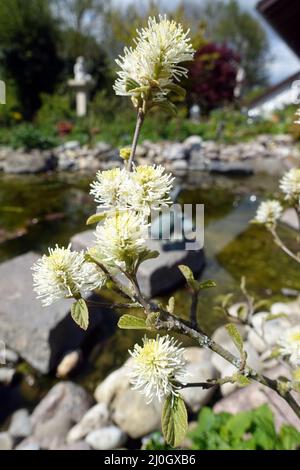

left=68, top=79, right=94, bottom=117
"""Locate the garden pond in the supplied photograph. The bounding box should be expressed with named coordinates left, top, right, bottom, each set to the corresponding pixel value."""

left=1, top=170, right=300, bottom=423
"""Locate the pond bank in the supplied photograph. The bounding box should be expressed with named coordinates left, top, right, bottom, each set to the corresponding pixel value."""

left=0, top=134, right=299, bottom=176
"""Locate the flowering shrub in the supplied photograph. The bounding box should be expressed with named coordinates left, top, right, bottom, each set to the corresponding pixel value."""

left=32, top=15, right=300, bottom=447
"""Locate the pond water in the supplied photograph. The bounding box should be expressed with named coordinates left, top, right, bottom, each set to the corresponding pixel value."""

left=1, top=170, right=300, bottom=422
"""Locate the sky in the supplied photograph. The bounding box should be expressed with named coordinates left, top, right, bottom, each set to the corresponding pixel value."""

left=114, top=0, right=300, bottom=85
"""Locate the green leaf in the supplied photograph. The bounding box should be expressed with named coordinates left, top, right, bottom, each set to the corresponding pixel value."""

left=71, top=299, right=89, bottom=330
left=155, top=100, right=177, bottom=116
left=118, top=314, right=148, bottom=330
left=162, top=395, right=188, bottom=448
left=265, top=313, right=287, bottom=321
left=198, top=280, right=216, bottom=290
left=166, top=83, right=186, bottom=99
left=86, top=211, right=109, bottom=225
left=233, top=373, right=251, bottom=386
left=137, top=249, right=159, bottom=266
left=225, top=324, right=244, bottom=356
left=125, top=77, right=141, bottom=92
left=166, top=296, right=175, bottom=314
left=178, top=265, right=198, bottom=291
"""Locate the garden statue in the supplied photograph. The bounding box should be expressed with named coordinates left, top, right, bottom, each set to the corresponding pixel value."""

left=74, top=56, right=92, bottom=82
left=68, top=57, right=94, bottom=117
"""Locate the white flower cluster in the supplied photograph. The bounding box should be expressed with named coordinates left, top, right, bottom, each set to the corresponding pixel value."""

left=90, top=164, right=174, bottom=215
left=32, top=244, right=105, bottom=306
left=113, top=15, right=195, bottom=103
left=94, top=210, right=149, bottom=271
left=129, top=335, right=187, bottom=403
left=254, top=200, right=283, bottom=226
left=280, top=168, right=300, bottom=203
left=277, top=326, right=300, bottom=367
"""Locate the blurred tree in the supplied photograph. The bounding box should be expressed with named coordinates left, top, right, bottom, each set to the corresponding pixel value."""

left=51, top=0, right=110, bottom=36
left=0, top=0, right=62, bottom=119
left=202, top=0, right=270, bottom=89
left=187, top=42, right=240, bottom=113
left=103, top=1, right=206, bottom=58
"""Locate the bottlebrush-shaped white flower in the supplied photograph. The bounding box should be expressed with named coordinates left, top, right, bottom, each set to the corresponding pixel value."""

left=128, top=165, right=174, bottom=214
left=277, top=326, right=300, bottom=367
left=113, top=15, right=195, bottom=102
left=32, top=244, right=105, bottom=306
left=94, top=210, right=149, bottom=270
left=254, top=200, right=283, bottom=226
left=280, top=168, right=300, bottom=202
left=129, top=335, right=187, bottom=403
left=90, top=168, right=129, bottom=209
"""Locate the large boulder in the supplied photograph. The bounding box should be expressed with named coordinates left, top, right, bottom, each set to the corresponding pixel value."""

left=0, top=252, right=111, bottom=373
left=3, top=150, right=57, bottom=174
left=30, top=382, right=93, bottom=449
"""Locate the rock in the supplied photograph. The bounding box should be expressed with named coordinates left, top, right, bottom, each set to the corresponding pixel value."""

left=137, top=238, right=205, bottom=297
left=31, top=382, right=93, bottom=431
left=0, top=367, right=15, bottom=385
left=94, top=367, right=128, bottom=405
left=2, top=349, right=19, bottom=365
left=213, top=380, right=300, bottom=432
left=62, top=141, right=81, bottom=151
left=0, top=432, right=13, bottom=450
left=67, top=403, right=110, bottom=443
left=71, top=231, right=205, bottom=298
left=94, top=141, right=113, bottom=155
left=70, top=230, right=94, bottom=252
left=207, top=161, right=253, bottom=175
left=248, top=312, right=291, bottom=354
left=56, top=350, right=81, bottom=378
left=32, top=413, right=74, bottom=449
left=171, top=159, right=188, bottom=173
left=51, top=441, right=91, bottom=450
left=9, top=409, right=32, bottom=439
left=0, top=252, right=110, bottom=373
left=183, top=135, right=202, bottom=152
left=112, top=388, right=162, bottom=439
left=180, top=348, right=218, bottom=412
left=15, top=437, right=40, bottom=450
left=3, top=150, right=57, bottom=174
left=163, top=143, right=188, bottom=161
left=30, top=382, right=93, bottom=449
left=85, top=426, right=126, bottom=450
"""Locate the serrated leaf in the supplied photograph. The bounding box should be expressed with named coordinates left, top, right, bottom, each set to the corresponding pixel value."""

left=162, top=395, right=188, bottom=448
left=125, top=77, right=141, bottom=92
left=86, top=211, right=109, bottom=225
left=118, top=314, right=148, bottom=330
left=71, top=299, right=89, bottom=330
left=226, top=323, right=244, bottom=355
